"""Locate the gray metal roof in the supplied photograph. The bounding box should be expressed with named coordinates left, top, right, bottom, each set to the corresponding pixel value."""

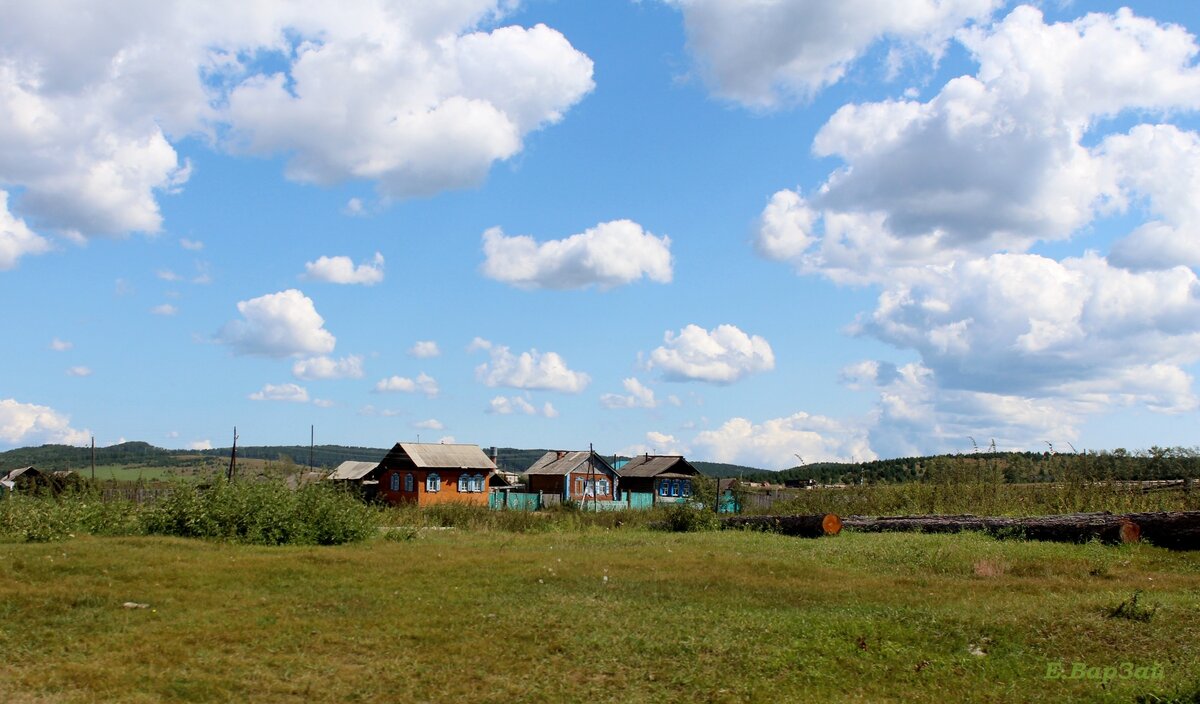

left=327, top=460, right=380, bottom=481
left=526, top=451, right=615, bottom=477
left=616, top=455, right=698, bottom=478
left=2, top=466, right=38, bottom=482
left=385, top=443, right=496, bottom=470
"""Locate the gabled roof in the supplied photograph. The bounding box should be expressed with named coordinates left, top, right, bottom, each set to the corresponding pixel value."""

left=2, top=466, right=39, bottom=482
left=382, top=443, right=496, bottom=470
left=616, top=455, right=699, bottom=478
left=526, top=450, right=616, bottom=477
left=327, top=460, right=380, bottom=481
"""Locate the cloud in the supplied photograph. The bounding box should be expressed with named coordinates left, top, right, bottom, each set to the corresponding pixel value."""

left=156, top=269, right=182, bottom=282
left=150, top=303, right=178, bottom=316
left=647, top=324, right=775, bottom=384
left=0, top=398, right=90, bottom=447
left=487, top=394, right=557, bottom=417
left=409, top=341, right=441, bottom=358
left=619, top=431, right=687, bottom=458
left=0, top=191, right=52, bottom=270
left=756, top=6, right=1200, bottom=284
left=472, top=340, right=590, bottom=392
left=480, top=219, right=673, bottom=290
left=413, top=419, right=444, bottom=431
left=292, top=355, right=365, bottom=380
left=374, top=373, right=439, bottom=398
left=666, top=0, right=999, bottom=107
left=179, top=238, right=203, bottom=251
left=49, top=338, right=72, bottom=352
left=0, top=2, right=593, bottom=238
left=692, top=412, right=875, bottom=469
left=188, top=439, right=213, bottom=450
left=249, top=383, right=309, bottom=403
left=342, top=198, right=366, bottom=217
left=600, top=377, right=658, bottom=409
left=750, top=6, right=1200, bottom=447
left=313, top=398, right=335, bottom=408
left=66, top=366, right=92, bottom=377
left=302, top=252, right=385, bottom=286
left=217, top=289, right=336, bottom=358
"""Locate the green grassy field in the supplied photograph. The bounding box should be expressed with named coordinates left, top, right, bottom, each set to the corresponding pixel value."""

left=1, top=529, right=1197, bottom=703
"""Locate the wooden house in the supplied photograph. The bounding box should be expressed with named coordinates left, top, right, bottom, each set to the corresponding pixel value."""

left=525, top=450, right=619, bottom=503
left=616, top=455, right=700, bottom=503
left=374, top=443, right=496, bottom=506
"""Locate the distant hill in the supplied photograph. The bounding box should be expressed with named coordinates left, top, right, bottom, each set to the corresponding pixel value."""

left=4, top=441, right=1196, bottom=482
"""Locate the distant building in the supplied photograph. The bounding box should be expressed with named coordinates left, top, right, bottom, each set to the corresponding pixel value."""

left=616, top=455, right=700, bottom=503
left=525, top=450, right=620, bottom=503
left=374, top=443, right=496, bottom=506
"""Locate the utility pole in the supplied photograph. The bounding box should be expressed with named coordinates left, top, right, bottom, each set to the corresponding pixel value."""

left=309, top=425, right=314, bottom=472
left=227, top=426, right=238, bottom=481
left=90, top=436, right=95, bottom=481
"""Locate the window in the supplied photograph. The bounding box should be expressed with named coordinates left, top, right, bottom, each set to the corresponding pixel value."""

left=658, top=480, right=669, bottom=497
left=671, top=479, right=681, bottom=497
left=681, top=480, right=692, bottom=497
left=404, top=473, right=414, bottom=492
left=426, top=473, right=441, bottom=493
left=473, top=474, right=485, bottom=492
left=597, top=479, right=608, bottom=496
left=458, top=474, right=468, bottom=492
left=390, top=473, right=400, bottom=491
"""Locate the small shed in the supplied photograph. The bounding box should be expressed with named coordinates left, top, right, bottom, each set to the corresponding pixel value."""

left=616, top=455, right=700, bottom=503
left=1, top=466, right=43, bottom=492
left=526, top=450, right=620, bottom=503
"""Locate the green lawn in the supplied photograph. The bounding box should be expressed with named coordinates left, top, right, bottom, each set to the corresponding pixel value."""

left=1, top=529, right=1197, bottom=703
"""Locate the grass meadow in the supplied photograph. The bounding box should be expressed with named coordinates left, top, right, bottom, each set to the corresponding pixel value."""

left=2, top=524, right=1198, bottom=703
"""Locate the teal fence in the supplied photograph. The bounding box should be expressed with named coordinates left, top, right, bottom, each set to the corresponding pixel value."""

left=625, top=492, right=655, bottom=510
left=489, top=491, right=541, bottom=511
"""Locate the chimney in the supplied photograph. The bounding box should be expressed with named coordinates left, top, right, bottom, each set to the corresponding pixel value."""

left=556, top=450, right=565, bottom=460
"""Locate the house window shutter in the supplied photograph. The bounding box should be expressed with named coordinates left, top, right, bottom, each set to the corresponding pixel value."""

left=405, top=473, right=414, bottom=492
left=458, top=474, right=467, bottom=492
left=390, top=473, right=400, bottom=491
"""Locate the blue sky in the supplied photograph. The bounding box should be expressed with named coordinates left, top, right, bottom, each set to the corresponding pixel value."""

left=3, top=0, right=1200, bottom=468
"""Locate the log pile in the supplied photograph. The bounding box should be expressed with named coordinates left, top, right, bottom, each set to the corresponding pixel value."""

left=841, top=513, right=1141, bottom=545
left=1122, top=512, right=1200, bottom=551
left=720, top=513, right=842, bottom=538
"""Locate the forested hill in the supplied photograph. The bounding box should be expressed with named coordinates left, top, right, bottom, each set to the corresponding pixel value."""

left=3, top=442, right=1196, bottom=482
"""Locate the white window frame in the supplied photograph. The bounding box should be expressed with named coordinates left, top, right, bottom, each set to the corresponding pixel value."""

left=426, top=473, right=441, bottom=493
left=681, top=480, right=692, bottom=497
left=458, top=474, right=468, bottom=493
left=658, top=480, right=669, bottom=496
left=473, top=474, right=485, bottom=492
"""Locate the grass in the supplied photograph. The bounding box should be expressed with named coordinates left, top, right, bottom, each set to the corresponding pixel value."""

left=0, top=528, right=1197, bottom=703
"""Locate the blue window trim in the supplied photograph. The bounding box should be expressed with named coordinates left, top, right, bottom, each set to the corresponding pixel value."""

left=426, top=473, right=440, bottom=493
left=404, top=473, right=414, bottom=492
left=390, top=473, right=400, bottom=491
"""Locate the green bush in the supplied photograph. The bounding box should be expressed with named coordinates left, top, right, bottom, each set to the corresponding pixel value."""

left=657, top=502, right=720, bottom=532
left=140, top=480, right=377, bottom=545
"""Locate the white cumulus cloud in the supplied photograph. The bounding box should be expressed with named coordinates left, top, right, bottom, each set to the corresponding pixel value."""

left=487, top=394, right=557, bottom=417
left=374, top=373, right=439, bottom=398
left=292, top=355, right=365, bottom=380
left=692, top=412, right=875, bottom=469
left=66, top=366, right=92, bottom=377
left=302, top=253, right=385, bottom=286
left=188, top=439, right=213, bottom=450
left=150, top=303, right=178, bottom=316
left=0, top=2, right=594, bottom=239
left=49, top=338, right=72, bottom=352
left=666, top=0, right=999, bottom=107
left=481, top=219, right=673, bottom=290
left=647, top=324, right=775, bottom=384
left=473, top=339, right=590, bottom=392
left=249, top=383, right=310, bottom=403
left=600, top=377, right=658, bottom=409
left=413, top=418, right=444, bottom=431
left=0, top=398, right=90, bottom=447
left=409, top=341, right=441, bottom=358
left=0, top=191, right=52, bottom=270
left=217, top=289, right=336, bottom=358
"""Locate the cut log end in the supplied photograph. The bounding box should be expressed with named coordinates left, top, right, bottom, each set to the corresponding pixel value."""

left=822, top=513, right=842, bottom=536
left=1118, top=520, right=1141, bottom=544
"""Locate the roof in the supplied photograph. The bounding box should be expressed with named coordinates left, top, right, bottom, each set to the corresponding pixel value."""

left=526, top=450, right=615, bottom=477
left=382, top=443, right=496, bottom=470
left=327, top=461, right=380, bottom=481
left=616, top=455, right=699, bottom=478
left=2, top=466, right=39, bottom=482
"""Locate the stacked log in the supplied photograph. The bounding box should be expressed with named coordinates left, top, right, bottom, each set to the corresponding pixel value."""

left=1122, top=511, right=1200, bottom=551
left=841, top=513, right=1141, bottom=545
left=721, top=513, right=842, bottom=538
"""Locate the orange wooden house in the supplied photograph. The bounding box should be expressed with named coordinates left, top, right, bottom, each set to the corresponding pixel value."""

left=374, top=442, right=496, bottom=506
